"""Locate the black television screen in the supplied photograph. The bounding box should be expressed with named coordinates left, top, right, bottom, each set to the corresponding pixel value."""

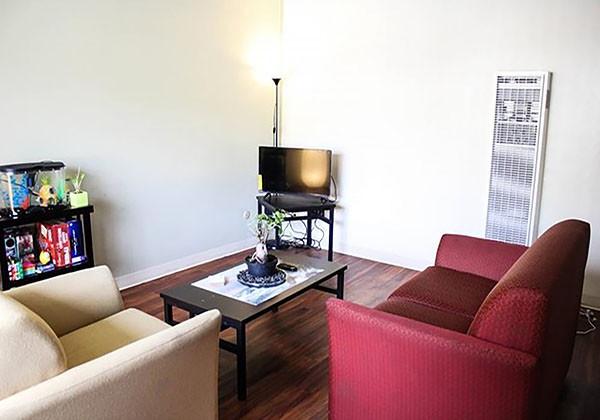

left=259, top=146, right=332, bottom=196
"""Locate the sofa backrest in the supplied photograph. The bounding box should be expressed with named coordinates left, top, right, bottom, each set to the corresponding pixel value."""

left=6, top=266, right=123, bottom=336
left=0, top=293, right=67, bottom=400
left=468, top=219, right=590, bottom=418
left=435, top=234, right=528, bottom=281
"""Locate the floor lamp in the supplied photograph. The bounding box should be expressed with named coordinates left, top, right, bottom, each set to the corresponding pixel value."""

left=272, top=78, right=281, bottom=147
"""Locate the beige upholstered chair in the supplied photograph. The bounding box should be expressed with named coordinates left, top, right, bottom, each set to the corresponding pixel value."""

left=0, top=266, right=221, bottom=420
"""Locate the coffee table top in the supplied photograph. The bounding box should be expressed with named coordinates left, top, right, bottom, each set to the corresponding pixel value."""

left=160, top=251, right=347, bottom=324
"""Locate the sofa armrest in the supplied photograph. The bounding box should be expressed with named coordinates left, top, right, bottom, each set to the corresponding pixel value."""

left=5, top=266, right=123, bottom=336
left=0, top=309, right=221, bottom=420
left=327, top=299, right=537, bottom=420
left=435, top=234, right=528, bottom=281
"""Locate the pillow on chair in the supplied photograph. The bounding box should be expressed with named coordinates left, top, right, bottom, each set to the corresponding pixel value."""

left=0, top=293, right=67, bottom=399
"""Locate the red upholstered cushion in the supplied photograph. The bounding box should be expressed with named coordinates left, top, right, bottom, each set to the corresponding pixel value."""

left=436, top=234, right=528, bottom=281
left=375, top=297, right=472, bottom=333
left=389, top=266, right=496, bottom=317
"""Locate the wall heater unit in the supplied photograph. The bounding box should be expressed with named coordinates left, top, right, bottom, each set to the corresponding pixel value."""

left=485, top=72, right=551, bottom=246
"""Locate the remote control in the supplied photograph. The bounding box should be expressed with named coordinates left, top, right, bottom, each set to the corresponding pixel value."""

left=278, top=262, right=298, bottom=272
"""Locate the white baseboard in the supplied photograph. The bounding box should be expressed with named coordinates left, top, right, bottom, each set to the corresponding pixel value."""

left=116, top=238, right=255, bottom=290
left=335, top=242, right=429, bottom=272
left=115, top=239, right=427, bottom=291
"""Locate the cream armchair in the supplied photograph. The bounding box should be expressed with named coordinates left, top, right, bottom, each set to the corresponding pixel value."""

left=0, top=266, right=221, bottom=420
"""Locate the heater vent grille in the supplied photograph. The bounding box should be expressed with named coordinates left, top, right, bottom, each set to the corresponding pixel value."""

left=485, top=72, right=551, bottom=246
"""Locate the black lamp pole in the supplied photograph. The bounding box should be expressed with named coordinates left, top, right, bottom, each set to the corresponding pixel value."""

left=272, top=78, right=281, bottom=147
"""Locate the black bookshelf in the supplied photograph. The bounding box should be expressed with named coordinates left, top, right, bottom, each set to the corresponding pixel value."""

left=0, top=205, right=95, bottom=290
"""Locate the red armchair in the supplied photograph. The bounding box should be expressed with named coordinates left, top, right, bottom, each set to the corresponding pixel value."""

left=327, top=220, right=590, bottom=420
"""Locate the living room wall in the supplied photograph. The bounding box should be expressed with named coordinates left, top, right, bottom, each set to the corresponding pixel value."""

left=0, top=0, right=280, bottom=287
left=281, top=0, right=600, bottom=307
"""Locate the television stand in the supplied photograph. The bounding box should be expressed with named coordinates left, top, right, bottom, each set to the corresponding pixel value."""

left=256, top=194, right=336, bottom=261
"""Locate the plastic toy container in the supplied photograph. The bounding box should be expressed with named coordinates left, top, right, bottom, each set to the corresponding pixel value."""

left=0, top=161, right=66, bottom=217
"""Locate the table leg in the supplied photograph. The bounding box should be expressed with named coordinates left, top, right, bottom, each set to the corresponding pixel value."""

left=236, top=323, right=247, bottom=400
left=336, top=271, right=345, bottom=299
left=163, top=302, right=174, bottom=325
left=328, top=208, right=335, bottom=261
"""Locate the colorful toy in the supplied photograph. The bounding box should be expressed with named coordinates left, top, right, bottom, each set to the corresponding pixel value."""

left=4, top=235, right=17, bottom=259
left=68, top=220, right=86, bottom=263
left=38, top=222, right=71, bottom=267
left=22, top=257, right=37, bottom=277
left=39, top=250, right=51, bottom=265
left=17, top=231, right=34, bottom=256
left=33, top=177, right=58, bottom=207
left=8, top=259, right=23, bottom=282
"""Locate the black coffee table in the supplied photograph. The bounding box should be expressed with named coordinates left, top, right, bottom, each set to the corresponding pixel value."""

left=159, top=251, right=347, bottom=400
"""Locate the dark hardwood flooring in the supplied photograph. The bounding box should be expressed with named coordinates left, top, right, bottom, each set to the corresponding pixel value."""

left=121, top=248, right=599, bottom=420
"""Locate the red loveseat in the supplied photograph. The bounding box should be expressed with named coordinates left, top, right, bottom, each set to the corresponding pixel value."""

left=327, top=220, right=590, bottom=420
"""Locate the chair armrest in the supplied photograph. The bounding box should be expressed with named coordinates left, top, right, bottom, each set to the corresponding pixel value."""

left=327, top=299, right=537, bottom=420
left=435, top=234, right=528, bottom=281
left=0, top=310, right=221, bottom=420
left=5, top=266, right=123, bottom=336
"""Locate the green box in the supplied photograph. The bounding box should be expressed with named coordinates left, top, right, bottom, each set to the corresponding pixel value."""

left=69, top=191, right=89, bottom=208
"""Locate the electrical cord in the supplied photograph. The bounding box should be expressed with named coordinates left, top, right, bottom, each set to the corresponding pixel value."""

left=289, top=220, right=307, bottom=241
left=278, top=208, right=329, bottom=251
left=280, top=218, right=307, bottom=248
left=577, top=308, right=597, bottom=335
left=312, top=220, right=326, bottom=250
left=280, top=218, right=328, bottom=251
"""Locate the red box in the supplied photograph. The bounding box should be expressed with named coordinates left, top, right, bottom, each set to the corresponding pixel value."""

left=38, top=222, right=71, bottom=267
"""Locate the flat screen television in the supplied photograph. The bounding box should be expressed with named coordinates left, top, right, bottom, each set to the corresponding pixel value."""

left=259, top=146, right=332, bottom=196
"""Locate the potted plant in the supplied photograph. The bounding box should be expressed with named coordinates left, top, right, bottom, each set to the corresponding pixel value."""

left=244, top=210, right=286, bottom=277
left=68, top=168, right=88, bottom=208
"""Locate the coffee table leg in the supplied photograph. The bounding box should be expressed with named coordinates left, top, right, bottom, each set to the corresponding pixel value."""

left=163, top=301, right=174, bottom=325
left=336, top=271, right=345, bottom=299
left=236, top=323, right=247, bottom=400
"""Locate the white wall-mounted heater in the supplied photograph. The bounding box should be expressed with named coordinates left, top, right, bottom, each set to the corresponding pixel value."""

left=485, top=71, right=552, bottom=246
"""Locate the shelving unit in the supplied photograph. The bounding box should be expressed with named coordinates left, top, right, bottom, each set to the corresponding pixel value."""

left=0, top=205, right=95, bottom=290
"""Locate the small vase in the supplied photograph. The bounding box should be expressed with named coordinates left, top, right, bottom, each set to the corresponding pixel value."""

left=245, top=254, right=279, bottom=277
left=69, top=191, right=89, bottom=208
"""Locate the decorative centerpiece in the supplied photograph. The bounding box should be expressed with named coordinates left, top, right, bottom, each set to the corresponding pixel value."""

left=239, top=210, right=287, bottom=287
left=68, top=168, right=88, bottom=208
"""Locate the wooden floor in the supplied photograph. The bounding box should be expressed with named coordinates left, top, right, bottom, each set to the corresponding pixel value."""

left=121, top=249, right=599, bottom=420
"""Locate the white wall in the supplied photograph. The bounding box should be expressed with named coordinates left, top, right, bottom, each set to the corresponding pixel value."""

left=281, top=0, right=600, bottom=306
left=0, top=0, right=280, bottom=285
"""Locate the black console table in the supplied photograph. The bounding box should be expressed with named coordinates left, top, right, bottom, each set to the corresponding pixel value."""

left=257, top=194, right=336, bottom=261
